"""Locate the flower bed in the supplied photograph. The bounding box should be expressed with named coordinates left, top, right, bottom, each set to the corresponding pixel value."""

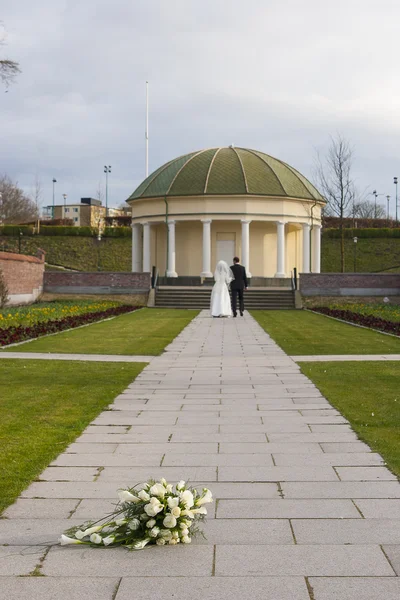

left=310, top=306, right=400, bottom=336
left=0, top=302, right=138, bottom=346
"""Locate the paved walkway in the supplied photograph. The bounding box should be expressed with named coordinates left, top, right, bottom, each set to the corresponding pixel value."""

left=1, top=311, right=399, bottom=599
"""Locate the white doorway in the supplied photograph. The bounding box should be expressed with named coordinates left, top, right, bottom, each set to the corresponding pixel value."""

left=216, top=239, right=235, bottom=266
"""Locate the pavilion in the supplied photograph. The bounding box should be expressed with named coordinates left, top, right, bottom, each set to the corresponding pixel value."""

left=127, top=146, right=324, bottom=279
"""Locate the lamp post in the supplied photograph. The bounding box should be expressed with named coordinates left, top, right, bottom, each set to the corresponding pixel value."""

left=372, top=190, right=378, bottom=218
left=104, top=165, right=111, bottom=218
left=387, top=195, right=390, bottom=221
left=394, top=177, right=398, bottom=223
left=62, top=194, right=67, bottom=221
left=353, top=236, right=358, bottom=272
left=97, top=220, right=102, bottom=271
left=52, top=178, right=57, bottom=219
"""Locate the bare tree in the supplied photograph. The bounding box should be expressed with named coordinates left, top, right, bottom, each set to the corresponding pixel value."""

left=353, top=199, right=386, bottom=219
left=0, top=22, right=20, bottom=87
left=0, top=175, right=38, bottom=224
left=30, top=175, right=43, bottom=211
left=314, top=134, right=357, bottom=272
left=95, top=180, right=104, bottom=204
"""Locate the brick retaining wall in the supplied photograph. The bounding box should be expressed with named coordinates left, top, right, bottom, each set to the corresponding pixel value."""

left=44, top=271, right=151, bottom=295
left=300, top=273, right=400, bottom=296
left=0, top=250, right=45, bottom=305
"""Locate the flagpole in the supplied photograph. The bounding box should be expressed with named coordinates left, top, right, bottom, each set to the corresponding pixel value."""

left=145, top=81, right=149, bottom=177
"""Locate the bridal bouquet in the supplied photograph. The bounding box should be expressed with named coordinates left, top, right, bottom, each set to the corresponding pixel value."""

left=60, top=478, right=213, bottom=550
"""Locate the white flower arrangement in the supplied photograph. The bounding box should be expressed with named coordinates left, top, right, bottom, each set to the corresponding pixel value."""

left=60, top=478, right=213, bottom=550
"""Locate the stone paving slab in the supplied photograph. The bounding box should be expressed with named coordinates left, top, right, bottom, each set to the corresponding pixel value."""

left=282, top=481, right=400, bottom=498
left=292, top=519, right=400, bottom=545
left=115, top=577, right=310, bottom=600
left=0, top=578, right=120, bottom=600
left=308, top=577, right=400, bottom=600
left=353, top=499, right=400, bottom=518
left=217, top=499, right=361, bottom=519
left=215, top=544, right=396, bottom=576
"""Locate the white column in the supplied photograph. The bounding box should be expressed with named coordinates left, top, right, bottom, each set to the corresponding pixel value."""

left=311, top=223, right=321, bottom=273
left=302, top=223, right=310, bottom=273
left=131, top=223, right=142, bottom=272
left=201, top=219, right=213, bottom=277
left=241, top=219, right=252, bottom=278
left=275, top=220, right=286, bottom=277
left=142, top=222, right=151, bottom=272
left=167, top=220, right=178, bottom=277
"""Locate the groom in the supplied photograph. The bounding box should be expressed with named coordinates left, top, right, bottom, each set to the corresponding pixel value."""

left=230, top=256, right=248, bottom=317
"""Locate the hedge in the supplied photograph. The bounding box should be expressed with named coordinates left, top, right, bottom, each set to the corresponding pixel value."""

left=0, top=225, right=132, bottom=238
left=323, top=228, right=400, bottom=239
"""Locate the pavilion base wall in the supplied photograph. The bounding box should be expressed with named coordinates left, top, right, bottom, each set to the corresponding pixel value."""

left=0, top=250, right=45, bottom=306
left=300, top=273, right=400, bottom=297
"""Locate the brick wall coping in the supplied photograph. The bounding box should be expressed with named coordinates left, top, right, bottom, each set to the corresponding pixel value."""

left=0, top=250, right=45, bottom=264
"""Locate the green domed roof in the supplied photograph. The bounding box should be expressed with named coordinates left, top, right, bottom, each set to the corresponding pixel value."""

left=128, top=147, right=323, bottom=202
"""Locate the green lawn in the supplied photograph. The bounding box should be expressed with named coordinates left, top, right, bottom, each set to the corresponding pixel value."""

left=250, top=310, right=400, bottom=355
left=300, top=361, right=400, bottom=477
left=3, top=308, right=199, bottom=355
left=0, top=360, right=146, bottom=514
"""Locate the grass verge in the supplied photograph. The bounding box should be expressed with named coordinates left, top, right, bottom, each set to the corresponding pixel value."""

left=300, top=361, right=400, bottom=477
left=2, top=308, right=199, bottom=355
left=0, top=360, right=146, bottom=514
left=250, top=309, right=400, bottom=355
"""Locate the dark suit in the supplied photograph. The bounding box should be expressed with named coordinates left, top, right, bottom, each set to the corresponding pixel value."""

left=230, top=263, right=248, bottom=316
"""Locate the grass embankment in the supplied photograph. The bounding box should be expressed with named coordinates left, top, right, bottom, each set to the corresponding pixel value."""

left=0, top=360, right=145, bottom=513
left=0, top=235, right=131, bottom=271
left=300, top=361, right=400, bottom=477
left=250, top=310, right=400, bottom=355
left=322, top=237, right=400, bottom=273
left=3, top=308, right=199, bottom=355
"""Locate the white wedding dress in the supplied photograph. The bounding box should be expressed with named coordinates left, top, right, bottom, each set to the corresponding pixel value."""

left=210, top=261, right=233, bottom=317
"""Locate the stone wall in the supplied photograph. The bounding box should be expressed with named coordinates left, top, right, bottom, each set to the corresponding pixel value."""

left=44, top=272, right=151, bottom=295
left=0, top=250, right=45, bottom=305
left=300, top=273, right=400, bottom=297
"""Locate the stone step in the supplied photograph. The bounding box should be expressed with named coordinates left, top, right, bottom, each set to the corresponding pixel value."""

left=155, top=288, right=295, bottom=309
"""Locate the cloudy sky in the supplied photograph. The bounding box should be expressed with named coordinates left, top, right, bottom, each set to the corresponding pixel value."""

left=2, top=0, right=400, bottom=215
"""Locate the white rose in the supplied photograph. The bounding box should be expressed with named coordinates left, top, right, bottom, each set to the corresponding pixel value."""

left=191, top=507, right=208, bottom=515
left=118, top=490, right=139, bottom=504
left=169, top=538, right=178, bottom=545
left=149, top=526, right=160, bottom=538
left=196, top=489, right=213, bottom=506
left=90, top=533, right=102, bottom=544
left=138, top=490, right=150, bottom=501
left=167, top=497, right=179, bottom=509
left=180, top=528, right=189, bottom=536
left=172, top=530, right=179, bottom=539
left=176, top=480, right=185, bottom=491
left=182, top=535, right=191, bottom=544
left=146, top=519, right=156, bottom=528
left=160, top=478, right=168, bottom=486
left=166, top=484, right=173, bottom=493
left=103, top=535, right=115, bottom=546
left=160, top=529, right=172, bottom=541
left=144, top=497, right=163, bottom=517
left=163, top=514, right=177, bottom=528
left=171, top=506, right=181, bottom=518
left=150, top=483, right=166, bottom=498
left=59, top=534, right=84, bottom=546
left=180, top=490, right=194, bottom=509
left=128, top=518, right=141, bottom=531
left=156, top=538, right=166, bottom=545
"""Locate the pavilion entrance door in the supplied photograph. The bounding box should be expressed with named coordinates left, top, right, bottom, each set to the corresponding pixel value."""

left=216, top=239, right=235, bottom=266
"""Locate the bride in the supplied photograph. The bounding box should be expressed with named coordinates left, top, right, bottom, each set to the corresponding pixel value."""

left=210, top=260, right=233, bottom=317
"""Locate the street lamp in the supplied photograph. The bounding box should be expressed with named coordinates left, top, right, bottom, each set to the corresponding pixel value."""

left=394, top=177, right=398, bottom=223
left=62, top=194, right=67, bottom=221
left=104, top=165, right=111, bottom=218
left=387, top=195, right=390, bottom=221
left=52, top=178, right=57, bottom=219
left=353, top=236, right=358, bottom=272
